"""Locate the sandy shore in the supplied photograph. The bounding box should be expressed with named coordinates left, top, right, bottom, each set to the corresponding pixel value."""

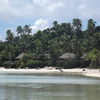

left=0, top=67, right=100, bottom=78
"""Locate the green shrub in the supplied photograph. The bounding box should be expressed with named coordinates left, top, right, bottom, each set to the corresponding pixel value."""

left=86, top=48, right=100, bottom=68
left=79, top=59, right=89, bottom=68
left=61, top=59, right=80, bottom=69
left=3, top=61, right=18, bottom=68
left=26, top=60, right=47, bottom=68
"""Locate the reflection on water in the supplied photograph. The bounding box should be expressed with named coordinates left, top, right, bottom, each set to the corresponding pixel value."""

left=0, top=72, right=100, bottom=100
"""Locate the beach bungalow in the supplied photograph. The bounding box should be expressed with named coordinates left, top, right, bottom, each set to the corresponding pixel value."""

left=59, top=53, right=77, bottom=68
left=59, top=53, right=76, bottom=60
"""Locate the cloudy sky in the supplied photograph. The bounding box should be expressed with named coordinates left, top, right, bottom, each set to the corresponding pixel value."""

left=0, top=0, right=100, bottom=40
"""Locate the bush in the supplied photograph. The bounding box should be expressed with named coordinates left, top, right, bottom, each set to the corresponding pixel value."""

left=26, top=60, right=47, bottom=68
left=86, top=48, right=100, bottom=68
left=79, top=59, right=89, bottom=68
left=3, top=61, right=18, bottom=68
left=61, top=59, right=80, bottom=69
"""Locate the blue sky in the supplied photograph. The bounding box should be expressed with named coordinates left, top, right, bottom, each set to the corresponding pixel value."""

left=0, top=0, right=100, bottom=41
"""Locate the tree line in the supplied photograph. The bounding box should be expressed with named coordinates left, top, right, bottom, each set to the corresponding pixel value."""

left=0, top=18, right=100, bottom=69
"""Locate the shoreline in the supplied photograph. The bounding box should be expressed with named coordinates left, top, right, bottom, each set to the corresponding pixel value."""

left=0, top=67, right=100, bottom=78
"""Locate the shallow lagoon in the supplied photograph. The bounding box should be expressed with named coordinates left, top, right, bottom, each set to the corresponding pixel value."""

left=0, top=72, right=100, bottom=100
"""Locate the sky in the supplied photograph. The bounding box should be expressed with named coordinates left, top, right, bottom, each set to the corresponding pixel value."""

left=0, top=0, right=100, bottom=41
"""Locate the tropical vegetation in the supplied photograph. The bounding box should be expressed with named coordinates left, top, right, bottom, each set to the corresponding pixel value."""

left=0, top=19, right=100, bottom=69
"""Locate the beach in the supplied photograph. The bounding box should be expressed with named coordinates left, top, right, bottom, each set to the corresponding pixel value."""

left=0, top=67, right=100, bottom=78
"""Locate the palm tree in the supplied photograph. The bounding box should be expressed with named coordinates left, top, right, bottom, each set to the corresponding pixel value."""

left=24, top=25, right=32, bottom=35
left=87, top=19, right=96, bottom=36
left=72, top=18, right=82, bottom=38
left=6, top=30, right=14, bottom=62
left=6, top=30, right=14, bottom=42
left=16, top=26, right=23, bottom=36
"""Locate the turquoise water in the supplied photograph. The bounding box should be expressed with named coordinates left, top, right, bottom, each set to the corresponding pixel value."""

left=0, top=72, right=100, bottom=100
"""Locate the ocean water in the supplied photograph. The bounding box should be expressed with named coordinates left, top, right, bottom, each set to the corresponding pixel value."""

left=0, top=72, right=100, bottom=100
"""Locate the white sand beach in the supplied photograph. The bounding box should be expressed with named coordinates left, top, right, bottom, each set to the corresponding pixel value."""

left=0, top=67, right=100, bottom=78
left=62, top=68, right=100, bottom=78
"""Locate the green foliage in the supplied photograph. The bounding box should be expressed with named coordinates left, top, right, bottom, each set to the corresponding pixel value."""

left=86, top=48, right=100, bottom=68
left=0, top=19, right=100, bottom=69
left=3, top=61, right=18, bottom=68
left=87, top=19, right=96, bottom=36
left=79, top=59, right=89, bottom=68
left=26, top=60, right=47, bottom=68
left=61, top=59, right=80, bottom=69
left=6, top=30, right=14, bottom=42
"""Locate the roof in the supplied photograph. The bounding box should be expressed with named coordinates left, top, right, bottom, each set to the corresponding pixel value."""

left=59, top=53, right=76, bottom=59
left=16, top=53, right=26, bottom=59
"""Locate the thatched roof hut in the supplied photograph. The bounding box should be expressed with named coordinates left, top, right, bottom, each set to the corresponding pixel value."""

left=59, top=53, right=76, bottom=60
left=16, top=53, right=26, bottom=60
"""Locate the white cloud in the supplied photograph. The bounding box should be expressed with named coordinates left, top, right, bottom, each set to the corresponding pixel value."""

left=48, top=2, right=64, bottom=12
left=4, top=0, right=9, bottom=4
left=33, top=0, right=64, bottom=12
left=78, top=4, right=86, bottom=10
left=77, top=1, right=100, bottom=19
left=0, top=0, right=65, bottom=21
left=0, top=0, right=100, bottom=21
left=1, top=0, right=100, bottom=41
left=0, top=0, right=35, bottom=20
left=31, top=19, right=49, bottom=33
left=33, top=0, right=48, bottom=5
